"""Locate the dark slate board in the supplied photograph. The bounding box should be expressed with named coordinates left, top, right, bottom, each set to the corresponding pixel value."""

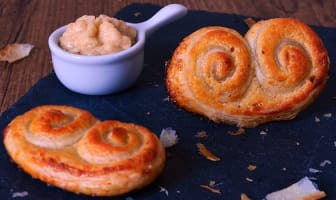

left=1, top=3, right=336, bottom=200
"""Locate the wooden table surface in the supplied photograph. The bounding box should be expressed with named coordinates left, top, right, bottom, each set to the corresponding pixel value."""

left=0, top=0, right=335, bottom=114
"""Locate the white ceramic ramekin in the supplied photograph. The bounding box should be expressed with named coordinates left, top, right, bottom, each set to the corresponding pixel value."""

left=48, top=4, right=187, bottom=95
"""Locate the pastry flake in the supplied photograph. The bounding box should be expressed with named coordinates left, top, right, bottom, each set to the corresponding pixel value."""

left=0, top=43, right=34, bottom=63
left=200, top=184, right=221, bottom=195
left=159, top=127, right=178, bottom=148
left=196, top=143, right=221, bottom=161
left=265, top=177, right=326, bottom=200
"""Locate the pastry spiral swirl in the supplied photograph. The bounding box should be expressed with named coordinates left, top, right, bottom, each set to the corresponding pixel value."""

left=3, top=105, right=165, bottom=196
left=166, top=18, right=329, bottom=127
left=167, top=27, right=253, bottom=108
left=77, top=120, right=159, bottom=164
left=246, top=18, right=328, bottom=95
left=24, top=105, right=97, bottom=148
left=183, top=27, right=253, bottom=103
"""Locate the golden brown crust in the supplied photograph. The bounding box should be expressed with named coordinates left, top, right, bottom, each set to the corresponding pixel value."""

left=3, top=105, right=165, bottom=196
left=166, top=18, right=329, bottom=127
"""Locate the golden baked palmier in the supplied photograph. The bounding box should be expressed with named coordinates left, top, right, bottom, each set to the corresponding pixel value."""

left=3, top=105, right=165, bottom=196
left=166, top=19, right=329, bottom=127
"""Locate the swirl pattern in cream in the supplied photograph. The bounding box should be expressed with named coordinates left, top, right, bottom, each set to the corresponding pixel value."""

left=166, top=18, right=329, bottom=127
left=3, top=105, right=165, bottom=196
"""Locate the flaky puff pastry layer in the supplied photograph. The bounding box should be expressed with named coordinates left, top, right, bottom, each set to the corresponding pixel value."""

left=3, top=105, right=165, bottom=196
left=166, top=18, right=329, bottom=127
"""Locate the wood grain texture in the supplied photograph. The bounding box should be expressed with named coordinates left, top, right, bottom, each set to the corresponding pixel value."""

left=0, top=0, right=335, bottom=114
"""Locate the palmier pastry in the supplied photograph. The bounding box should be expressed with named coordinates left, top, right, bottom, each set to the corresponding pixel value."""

left=3, top=105, right=165, bottom=196
left=166, top=19, right=329, bottom=127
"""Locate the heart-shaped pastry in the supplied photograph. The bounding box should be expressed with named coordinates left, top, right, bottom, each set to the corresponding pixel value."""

left=166, top=18, right=329, bottom=127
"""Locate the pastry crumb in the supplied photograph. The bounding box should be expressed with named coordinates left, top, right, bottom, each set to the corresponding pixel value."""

left=245, top=177, right=253, bottom=182
left=196, top=143, right=221, bottom=161
left=247, top=165, right=257, bottom=171
left=309, top=168, right=322, bottom=173
left=0, top=43, right=34, bottom=63
left=265, top=177, right=326, bottom=200
left=209, top=180, right=216, bottom=187
left=241, top=193, right=252, bottom=200
left=200, top=184, right=221, bottom=194
left=11, top=191, right=29, bottom=198
left=244, top=17, right=256, bottom=28
left=164, top=60, right=170, bottom=67
left=319, top=160, right=332, bottom=167
left=162, top=96, right=170, bottom=102
left=323, top=113, right=332, bottom=118
left=195, top=130, right=208, bottom=138
left=227, top=128, right=246, bottom=136
left=159, top=186, right=169, bottom=196
left=160, top=127, right=178, bottom=148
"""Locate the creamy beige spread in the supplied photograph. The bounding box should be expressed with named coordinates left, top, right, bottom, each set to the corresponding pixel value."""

left=59, top=15, right=136, bottom=55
